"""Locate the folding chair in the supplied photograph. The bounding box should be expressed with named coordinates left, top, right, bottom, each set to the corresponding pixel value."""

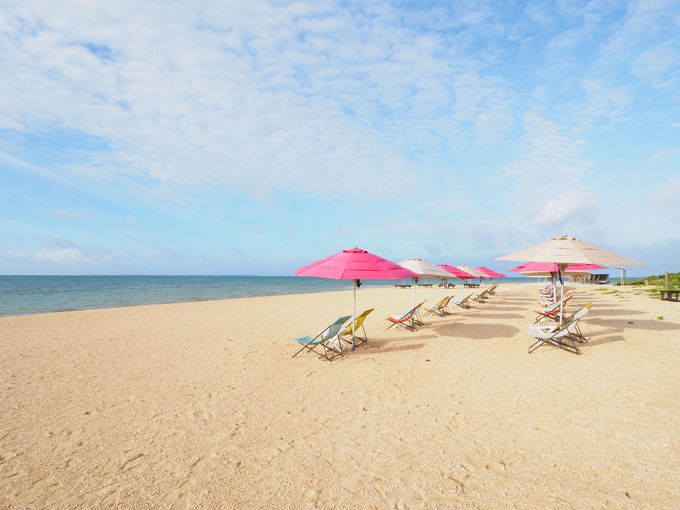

left=340, top=308, right=374, bottom=346
left=385, top=301, right=426, bottom=331
left=472, top=288, right=490, bottom=303
left=533, top=294, right=574, bottom=324
left=451, top=293, right=474, bottom=309
left=293, top=315, right=352, bottom=361
left=422, top=296, right=454, bottom=317
left=528, top=305, right=591, bottom=355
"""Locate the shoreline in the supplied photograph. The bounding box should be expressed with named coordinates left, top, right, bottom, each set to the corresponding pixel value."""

left=0, top=279, right=546, bottom=319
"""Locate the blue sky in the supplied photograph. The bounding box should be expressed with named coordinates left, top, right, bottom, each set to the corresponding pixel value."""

left=1, top=0, right=679, bottom=276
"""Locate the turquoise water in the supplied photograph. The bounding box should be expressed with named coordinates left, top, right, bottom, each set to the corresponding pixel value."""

left=0, top=275, right=530, bottom=317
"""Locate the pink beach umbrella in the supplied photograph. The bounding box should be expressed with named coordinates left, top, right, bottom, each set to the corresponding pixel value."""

left=476, top=267, right=506, bottom=279
left=437, top=264, right=477, bottom=280
left=295, top=248, right=416, bottom=350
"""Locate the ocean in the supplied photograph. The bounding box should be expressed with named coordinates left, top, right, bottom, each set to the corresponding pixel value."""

left=0, top=275, right=535, bottom=317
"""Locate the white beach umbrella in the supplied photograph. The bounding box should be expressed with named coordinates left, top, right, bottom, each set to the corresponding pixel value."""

left=455, top=265, right=488, bottom=286
left=456, top=265, right=488, bottom=280
left=495, top=235, right=643, bottom=324
left=495, top=236, right=643, bottom=267
left=399, top=258, right=453, bottom=305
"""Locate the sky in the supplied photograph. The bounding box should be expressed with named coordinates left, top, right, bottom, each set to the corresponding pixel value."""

left=1, top=0, right=679, bottom=276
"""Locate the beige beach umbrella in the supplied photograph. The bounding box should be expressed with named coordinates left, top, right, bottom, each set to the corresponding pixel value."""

left=456, top=265, right=488, bottom=286
left=495, top=235, right=643, bottom=267
left=456, top=265, right=488, bottom=278
left=495, top=235, right=643, bottom=324
left=399, top=258, right=453, bottom=305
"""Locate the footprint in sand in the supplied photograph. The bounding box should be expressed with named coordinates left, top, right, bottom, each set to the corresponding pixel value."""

left=119, top=453, right=145, bottom=472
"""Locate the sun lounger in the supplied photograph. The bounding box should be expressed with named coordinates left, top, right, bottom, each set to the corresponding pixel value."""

left=539, top=288, right=569, bottom=306
left=341, top=308, right=374, bottom=346
left=472, top=288, right=490, bottom=303
left=451, top=293, right=474, bottom=309
left=528, top=304, right=591, bottom=355
left=293, top=315, right=352, bottom=361
left=422, top=296, right=453, bottom=317
left=385, top=301, right=425, bottom=331
left=533, top=294, right=573, bottom=323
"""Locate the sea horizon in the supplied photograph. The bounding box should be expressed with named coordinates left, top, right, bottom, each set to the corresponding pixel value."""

left=0, top=273, right=634, bottom=317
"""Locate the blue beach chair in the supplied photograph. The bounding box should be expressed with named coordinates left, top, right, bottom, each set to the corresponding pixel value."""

left=293, top=315, right=352, bottom=361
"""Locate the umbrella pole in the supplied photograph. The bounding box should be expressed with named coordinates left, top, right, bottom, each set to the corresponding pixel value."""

left=412, top=277, right=417, bottom=307
left=558, top=264, right=566, bottom=326
left=352, top=279, right=357, bottom=351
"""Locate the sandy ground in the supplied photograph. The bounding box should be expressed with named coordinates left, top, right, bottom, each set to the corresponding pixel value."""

left=1, top=283, right=680, bottom=509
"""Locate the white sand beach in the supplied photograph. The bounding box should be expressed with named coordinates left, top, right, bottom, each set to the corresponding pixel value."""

left=2, top=284, right=680, bottom=508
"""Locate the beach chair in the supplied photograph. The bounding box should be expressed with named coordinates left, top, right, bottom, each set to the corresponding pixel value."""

left=451, top=293, right=474, bottom=309
left=528, top=304, right=591, bottom=355
left=385, top=301, right=425, bottom=331
left=340, top=308, right=374, bottom=346
left=293, top=315, right=352, bottom=361
left=488, top=283, right=498, bottom=295
left=533, top=294, right=574, bottom=324
left=539, top=288, right=569, bottom=306
left=422, top=296, right=453, bottom=317
left=472, top=288, right=490, bottom=303
left=554, top=303, right=592, bottom=343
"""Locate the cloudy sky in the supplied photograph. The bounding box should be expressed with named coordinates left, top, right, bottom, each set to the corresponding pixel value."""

left=1, top=0, right=679, bottom=275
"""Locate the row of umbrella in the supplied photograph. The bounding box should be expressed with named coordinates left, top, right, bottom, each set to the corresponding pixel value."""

left=295, top=236, right=643, bottom=348
left=295, top=250, right=506, bottom=350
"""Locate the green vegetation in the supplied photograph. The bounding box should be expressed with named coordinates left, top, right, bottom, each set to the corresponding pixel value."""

left=657, top=316, right=665, bottom=321
left=619, top=272, right=680, bottom=298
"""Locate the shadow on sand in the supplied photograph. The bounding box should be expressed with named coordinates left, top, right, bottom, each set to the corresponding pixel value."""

left=587, top=318, right=680, bottom=331
left=471, top=305, right=527, bottom=312
left=354, top=342, right=426, bottom=355
left=433, top=322, right=521, bottom=339
left=463, top=312, right=524, bottom=320
left=584, top=335, right=626, bottom=347
left=587, top=309, right=646, bottom=317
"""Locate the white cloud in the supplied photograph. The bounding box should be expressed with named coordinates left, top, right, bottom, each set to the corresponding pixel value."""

left=533, top=188, right=599, bottom=226
left=631, top=43, right=680, bottom=89
left=34, top=247, right=84, bottom=263
left=2, top=249, right=27, bottom=259
left=0, top=1, right=531, bottom=200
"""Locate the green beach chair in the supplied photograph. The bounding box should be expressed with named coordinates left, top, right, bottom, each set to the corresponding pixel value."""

left=293, top=315, right=352, bottom=361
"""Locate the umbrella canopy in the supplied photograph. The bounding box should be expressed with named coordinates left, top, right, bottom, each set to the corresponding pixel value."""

left=508, top=262, right=606, bottom=274
left=456, top=265, right=488, bottom=279
left=296, top=248, right=416, bottom=350
left=398, top=258, right=452, bottom=279
left=475, top=266, right=506, bottom=278
left=438, top=264, right=476, bottom=279
left=398, top=258, right=452, bottom=306
left=495, top=236, right=643, bottom=266
left=296, top=248, right=416, bottom=280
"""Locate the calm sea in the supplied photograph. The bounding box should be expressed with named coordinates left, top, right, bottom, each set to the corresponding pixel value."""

left=0, top=275, right=532, bottom=317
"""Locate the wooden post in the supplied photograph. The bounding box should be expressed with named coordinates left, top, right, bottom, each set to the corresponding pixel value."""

left=665, top=272, right=669, bottom=290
